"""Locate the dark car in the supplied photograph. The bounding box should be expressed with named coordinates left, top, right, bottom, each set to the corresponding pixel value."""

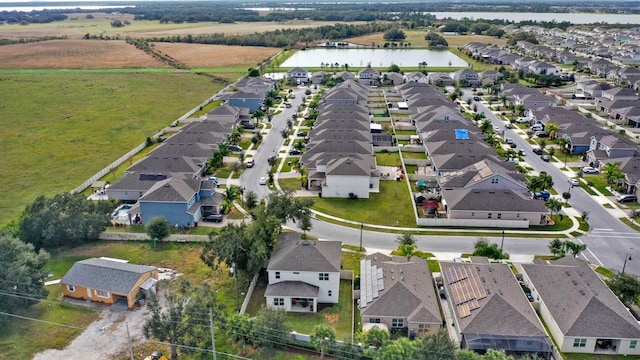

left=297, top=132, right=307, bottom=137
left=616, top=194, right=637, bottom=203
left=203, top=214, right=223, bottom=222
left=509, top=143, right=517, bottom=149
left=229, top=145, right=243, bottom=152
left=532, top=148, right=543, bottom=155
left=473, top=96, right=480, bottom=101
left=541, top=155, right=550, bottom=162
left=289, top=149, right=302, bottom=155
left=246, top=159, right=255, bottom=168
left=242, top=123, right=256, bottom=130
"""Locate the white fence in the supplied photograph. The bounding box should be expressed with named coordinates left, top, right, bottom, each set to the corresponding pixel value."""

left=416, top=218, right=531, bottom=228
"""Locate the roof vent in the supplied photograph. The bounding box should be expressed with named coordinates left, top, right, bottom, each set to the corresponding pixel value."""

left=566, top=271, right=571, bottom=276
left=579, top=290, right=586, bottom=296
left=572, top=280, right=578, bottom=285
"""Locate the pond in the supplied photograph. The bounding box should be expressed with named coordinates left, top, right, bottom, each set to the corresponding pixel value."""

left=280, top=48, right=468, bottom=68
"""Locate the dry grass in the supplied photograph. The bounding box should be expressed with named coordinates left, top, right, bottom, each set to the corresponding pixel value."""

left=346, top=30, right=507, bottom=48
left=0, top=40, right=166, bottom=69
left=151, top=43, right=280, bottom=68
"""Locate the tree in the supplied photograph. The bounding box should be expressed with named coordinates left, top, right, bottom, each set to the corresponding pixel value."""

left=147, top=216, right=170, bottom=244
left=143, top=279, right=225, bottom=360
left=388, top=64, right=401, bottom=73
left=298, top=211, right=313, bottom=237
left=252, top=307, right=290, bottom=355
left=563, top=240, right=587, bottom=257
left=0, top=234, right=50, bottom=327
left=607, top=273, right=640, bottom=306
left=527, top=176, right=544, bottom=193
left=223, top=185, right=240, bottom=213
left=396, top=232, right=416, bottom=246
left=397, top=243, right=417, bottom=260
left=545, top=198, right=563, bottom=221
left=548, top=238, right=565, bottom=258
left=377, top=337, right=420, bottom=360
left=362, top=327, right=390, bottom=349
left=383, top=28, right=405, bottom=41
left=244, top=190, right=258, bottom=210
left=227, top=313, right=254, bottom=355
left=310, top=324, right=336, bottom=360
left=473, top=238, right=509, bottom=260
left=420, top=328, right=457, bottom=360
left=538, top=172, right=554, bottom=190
left=19, top=193, right=112, bottom=250
left=479, top=119, right=493, bottom=133
left=602, top=162, right=624, bottom=185
left=546, top=123, right=559, bottom=140
left=248, top=67, right=260, bottom=77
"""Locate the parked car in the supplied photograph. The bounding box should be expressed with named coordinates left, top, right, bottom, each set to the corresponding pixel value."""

left=505, top=123, right=512, bottom=129
left=259, top=177, right=267, bottom=185
left=616, top=194, right=638, bottom=203
left=569, top=178, right=580, bottom=187
left=229, top=145, right=243, bottom=152
left=246, top=159, right=255, bottom=168
left=242, top=123, right=256, bottom=130
left=296, top=132, right=307, bottom=137
left=203, top=214, right=223, bottom=222
left=289, top=149, right=302, bottom=155
left=505, top=138, right=514, bottom=144
left=518, top=149, right=526, bottom=156
left=532, top=148, right=543, bottom=155
left=541, top=155, right=550, bottom=162
left=582, top=166, right=599, bottom=174
left=473, top=96, right=480, bottom=101
left=509, top=143, right=517, bottom=149
left=207, top=176, right=218, bottom=184
left=285, top=102, right=292, bottom=108
left=516, top=117, right=530, bottom=123
left=535, top=131, right=549, bottom=138
left=533, top=190, right=551, bottom=200
left=493, top=126, right=500, bottom=133
left=530, top=124, right=544, bottom=131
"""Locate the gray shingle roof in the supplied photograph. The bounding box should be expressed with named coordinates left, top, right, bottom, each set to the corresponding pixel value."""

left=139, top=178, right=198, bottom=202
left=326, top=157, right=370, bottom=176
left=442, top=189, right=548, bottom=212
left=265, top=281, right=319, bottom=297
left=521, top=257, right=640, bottom=338
left=61, top=258, right=156, bottom=295
left=267, top=233, right=341, bottom=272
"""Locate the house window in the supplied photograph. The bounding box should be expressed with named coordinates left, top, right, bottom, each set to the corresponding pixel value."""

left=391, top=319, right=404, bottom=328
left=573, top=338, right=587, bottom=348
left=471, top=212, right=474, bottom=217
left=369, top=318, right=381, bottom=324
left=497, top=213, right=502, bottom=219
left=631, top=340, right=637, bottom=349
left=488, top=213, right=492, bottom=219
left=491, top=178, right=499, bottom=184
left=95, top=289, right=110, bottom=298
left=319, top=273, right=329, bottom=281
left=328, top=290, right=332, bottom=297
left=67, top=285, right=75, bottom=292
left=275, top=272, right=280, bottom=279
left=517, top=213, right=520, bottom=218
left=293, top=272, right=300, bottom=275
left=273, top=298, right=284, bottom=306
left=418, top=324, right=430, bottom=333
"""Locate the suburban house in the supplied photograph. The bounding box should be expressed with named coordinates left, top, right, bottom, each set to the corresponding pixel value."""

left=513, top=93, right=555, bottom=110
left=134, top=177, right=222, bottom=227
left=453, top=68, right=480, bottom=87
left=428, top=73, right=454, bottom=86
left=359, top=253, right=442, bottom=337
left=586, top=133, right=638, bottom=166
left=265, top=233, right=342, bottom=313
left=61, top=258, right=158, bottom=309
left=440, top=259, right=552, bottom=359
left=235, top=76, right=276, bottom=96
left=226, top=91, right=264, bottom=112
left=287, top=67, right=309, bottom=84
left=405, top=72, right=429, bottom=84
left=358, top=66, right=380, bottom=85
left=521, top=257, right=640, bottom=355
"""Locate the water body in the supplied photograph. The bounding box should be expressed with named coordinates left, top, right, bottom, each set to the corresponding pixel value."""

left=428, top=11, right=640, bottom=24
left=0, top=5, right=133, bottom=11
left=281, top=48, right=468, bottom=68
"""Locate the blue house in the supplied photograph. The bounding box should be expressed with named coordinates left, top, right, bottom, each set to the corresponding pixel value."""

left=137, top=177, right=223, bottom=227
left=227, top=91, right=264, bottom=112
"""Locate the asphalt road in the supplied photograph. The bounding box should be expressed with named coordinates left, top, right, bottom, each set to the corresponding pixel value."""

left=239, top=86, right=640, bottom=276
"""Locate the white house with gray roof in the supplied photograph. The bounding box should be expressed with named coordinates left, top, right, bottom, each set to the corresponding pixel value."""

left=265, top=233, right=342, bottom=313
left=441, top=259, right=552, bottom=359
left=521, top=257, right=640, bottom=355
left=360, top=253, right=442, bottom=338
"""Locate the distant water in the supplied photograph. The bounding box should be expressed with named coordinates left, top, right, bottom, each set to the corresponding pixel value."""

left=0, top=5, right=133, bottom=11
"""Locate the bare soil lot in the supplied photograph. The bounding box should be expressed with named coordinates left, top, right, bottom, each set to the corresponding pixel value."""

left=152, top=43, right=280, bottom=68
left=0, top=40, right=166, bottom=69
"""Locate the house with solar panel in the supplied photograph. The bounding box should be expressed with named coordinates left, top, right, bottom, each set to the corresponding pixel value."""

left=440, top=258, right=552, bottom=359
left=521, top=257, right=640, bottom=356
left=61, top=258, right=158, bottom=309
left=265, top=233, right=342, bottom=313
left=359, top=253, right=442, bottom=337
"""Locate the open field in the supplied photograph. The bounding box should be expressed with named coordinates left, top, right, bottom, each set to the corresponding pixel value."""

left=346, top=31, right=507, bottom=48
left=0, top=40, right=167, bottom=69
left=0, top=71, right=230, bottom=226
left=152, top=43, right=280, bottom=69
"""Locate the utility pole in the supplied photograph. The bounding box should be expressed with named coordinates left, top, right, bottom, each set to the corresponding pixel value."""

left=209, top=308, right=217, bottom=360
left=125, top=321, right=134, bottom=360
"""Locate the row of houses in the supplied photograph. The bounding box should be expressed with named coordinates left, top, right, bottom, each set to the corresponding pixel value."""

left=261, top=232, right=640, bottom=357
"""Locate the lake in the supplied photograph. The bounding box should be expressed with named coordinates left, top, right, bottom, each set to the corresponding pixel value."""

left=280, top=48, right=468, bottom=68
left=428, top=12, right=640, bottom=25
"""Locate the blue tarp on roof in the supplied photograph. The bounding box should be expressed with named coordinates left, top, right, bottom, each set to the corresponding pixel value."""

left=455, top=129, right=469, bottom=140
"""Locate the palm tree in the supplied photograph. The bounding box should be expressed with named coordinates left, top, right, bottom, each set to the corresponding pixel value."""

left=310, top=324, right=336, bottom=360
left=396, top=232, right=416, bottom=246
left=548, top=238, right=565, bottom=258
left=545, top=198, right=563, bottom=221
left=538, top=172, right=554, bottom=190
left=563, top=240, right=587, bottom=257
left=479, top=119, right=493, bottom=133
left=397, top=243, right=417, bottom=261
left=223, top=185, right=239, bottom=213
left=527, top=176, right=544, bottom=193
left=546, top=123, right=559, bottom=140
left=602, top=162, right=624, bottom=185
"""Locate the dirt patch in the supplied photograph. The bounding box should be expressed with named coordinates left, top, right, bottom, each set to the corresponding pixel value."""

left=323, top=313, right=339, bottom=325
left=0, top=40, right=167, bottom=69
left=151, top=43, right=280, bottom=68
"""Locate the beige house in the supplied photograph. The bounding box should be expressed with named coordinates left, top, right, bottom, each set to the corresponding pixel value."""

left=61, top=258, right=158, bottom=309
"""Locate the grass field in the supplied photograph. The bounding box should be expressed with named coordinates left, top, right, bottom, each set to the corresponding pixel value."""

left=151, top=43, right=280, bottom=69
left=346, top=31, right=506, bottom=49
left=0, top=71, right=231, bottom=226
left=312, top=181, right=414, bottom=227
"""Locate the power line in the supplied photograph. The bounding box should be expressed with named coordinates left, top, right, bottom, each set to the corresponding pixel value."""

left=0, top=310, right=84, bottom=329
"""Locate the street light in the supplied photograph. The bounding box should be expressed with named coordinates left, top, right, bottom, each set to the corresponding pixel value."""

left=360, top=223, right=364, bottom=251
left=622, top=254, right=632, bottom=274
left=500, top=230, right=505, bottom=251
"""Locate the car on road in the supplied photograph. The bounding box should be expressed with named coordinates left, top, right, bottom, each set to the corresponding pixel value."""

left=582, top=166, right=599, bottom=174
left=229, top=145, right=243, bottom=152
left=505, top=123, right=512, bottom=129
left=518, top=149, right=526, bottom=156
left=569, top=178, right=580, bottom=187
left=289, top=149, right=303, bottom=155
left=285, top=102, right=292, bottom=108
left=509, top=143, right=517, bottom=149
left=203, top=214, right=223, bottom=222
left=473, top=96, right=480, bottom=101
left=259, top=176, right=267, bottom=185
left=297, top=132, right=307, bottom=137
left=246, top=159, right=255, bottom=168
left=505, top=138, right=514, bottom=144
left=532, top=148, right=543, bottom=155
left=616, top=194, right=638, bottom=203
left=541, top=155, right=550, bottom=162
left=494, top=126, right=500, bottom=133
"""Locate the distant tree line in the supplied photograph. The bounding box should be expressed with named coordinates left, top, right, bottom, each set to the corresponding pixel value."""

left=0, top=35, right=67, bottom=46
left=0, top=11, right=67, bottom=25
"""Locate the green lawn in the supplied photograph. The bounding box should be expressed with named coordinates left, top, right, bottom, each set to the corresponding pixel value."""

left=342, top=251, right=365, bottom=277
left=583, top=176, right=614, bottom=196
left=376, top=152, right=402, bottom=166
left=400, top=151, right=428, bottom=160
left=312, top=181, right=414, bottom=227
left=395, top=130, right=417, bottom=136
left=0, top=71, right=229, bottom=227
left=278, top=177, right=303, bottom=191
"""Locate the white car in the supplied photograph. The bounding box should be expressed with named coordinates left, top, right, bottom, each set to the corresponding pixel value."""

left=259, top=176, right=267, bottom=185
left=569, top=178, right=580, bottom=187
left=582, top=167, right=599, bottom=174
